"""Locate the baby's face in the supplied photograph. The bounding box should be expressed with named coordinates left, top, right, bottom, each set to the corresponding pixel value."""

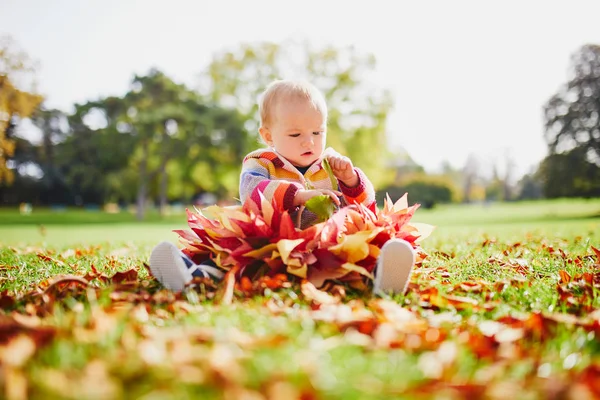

left=261, top=99, right=326, bottom=167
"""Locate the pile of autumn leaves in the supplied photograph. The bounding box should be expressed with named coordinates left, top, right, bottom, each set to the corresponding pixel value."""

left=175, top=194, right=433, bottom=290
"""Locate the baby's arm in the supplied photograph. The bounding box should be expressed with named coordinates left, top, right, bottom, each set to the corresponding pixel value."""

left=327, top=153, right=376, bottom=210
left=240, top=158, right=340, bottom=211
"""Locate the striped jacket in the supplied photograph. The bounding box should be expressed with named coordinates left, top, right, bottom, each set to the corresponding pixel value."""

left=239, top=147, right=376, bottom=227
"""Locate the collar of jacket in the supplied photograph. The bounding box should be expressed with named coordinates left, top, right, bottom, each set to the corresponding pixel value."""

left=267, top=146, right=339, bottom=177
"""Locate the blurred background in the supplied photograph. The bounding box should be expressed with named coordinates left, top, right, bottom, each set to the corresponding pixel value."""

left=1, top=0, right=600, bottom=220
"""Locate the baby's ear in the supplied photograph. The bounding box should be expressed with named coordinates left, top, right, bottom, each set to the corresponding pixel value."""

left=258, top=127, right=273, bottom=146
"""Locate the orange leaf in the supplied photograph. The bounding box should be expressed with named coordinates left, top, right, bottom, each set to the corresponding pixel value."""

left=558, top=270, right=571, bottom=284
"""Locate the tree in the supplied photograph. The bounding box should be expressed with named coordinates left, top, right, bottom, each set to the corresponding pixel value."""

left=29, top=109, right=70, bottom=204
left=516, top=170, right=543, bottom=200
left=119, top=70, right=249, bottom=218
left=485, top=150, right=516, bottom=201
left=0, top=35, right=43, bottom=185
left=538, top=147, right=600, bottom=198
left=543, top=44, right=600, bottom=195
left=198, top=41, right=394, bottom=187
left=461, top=153, right=480, bottom=203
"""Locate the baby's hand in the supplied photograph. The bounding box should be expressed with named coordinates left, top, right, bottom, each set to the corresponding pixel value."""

left=327, top=154, right=359, bottom=187
left=294, top=189, right=342, bottom=207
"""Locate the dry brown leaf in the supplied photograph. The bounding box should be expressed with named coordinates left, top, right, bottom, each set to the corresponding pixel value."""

left=36, top=253, right=66, bottom=267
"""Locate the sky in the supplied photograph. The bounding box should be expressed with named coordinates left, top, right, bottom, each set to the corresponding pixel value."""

left=2, top=0, right=600, bottom=181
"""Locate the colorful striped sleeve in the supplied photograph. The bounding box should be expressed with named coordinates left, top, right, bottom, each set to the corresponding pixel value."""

left=338, top=167, right=377, bottom=211
left=239, top=157, right=302, bottom=212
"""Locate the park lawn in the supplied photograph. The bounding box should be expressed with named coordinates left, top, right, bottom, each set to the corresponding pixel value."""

left=0, top=199, right=599, bottom=399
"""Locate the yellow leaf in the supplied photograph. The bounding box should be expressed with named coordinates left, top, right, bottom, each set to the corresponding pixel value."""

left=243, top=243, right=279, bottom=259
left=277, top=239, right=304, bottom=264
left=341, top=262, right=374, bottom=279
left=203, top=206, right=246, bottom=236
left=329, top=229, right=382, bottom=263
left=368, top=244, right=381, bottom=259
left=286, top=259, right=307, bottom=278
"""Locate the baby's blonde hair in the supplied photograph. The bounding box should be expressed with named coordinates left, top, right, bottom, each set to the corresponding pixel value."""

left=259, top=79, right=328, bottom=128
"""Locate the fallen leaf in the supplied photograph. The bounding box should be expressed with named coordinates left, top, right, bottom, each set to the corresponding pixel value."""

left=301, top=280, right=339, bottom=305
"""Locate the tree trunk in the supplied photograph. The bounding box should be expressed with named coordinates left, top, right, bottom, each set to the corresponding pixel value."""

left=136, top=140, right=148, bottom=220
left=158, top=161, right=167, bottom=217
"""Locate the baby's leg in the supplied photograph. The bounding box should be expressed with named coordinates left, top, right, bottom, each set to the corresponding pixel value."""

left=149, top=242, right=224, bottom=292
left=373, top=239, right=415, bottom=295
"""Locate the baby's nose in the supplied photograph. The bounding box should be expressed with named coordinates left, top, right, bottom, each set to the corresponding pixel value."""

left=302, top=136, right=314, bottom=147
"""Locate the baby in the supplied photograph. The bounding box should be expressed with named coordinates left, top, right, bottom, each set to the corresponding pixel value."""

left=150, top=79, right=415, bottom=294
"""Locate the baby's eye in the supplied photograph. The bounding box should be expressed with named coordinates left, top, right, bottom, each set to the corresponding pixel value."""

left=313, top=131, right=322, bottom=136
left=289, top=133, right=301, bottom=137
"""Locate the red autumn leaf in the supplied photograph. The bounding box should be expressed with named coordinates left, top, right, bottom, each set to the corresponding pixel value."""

left=174, top=194, right=428, bottom=290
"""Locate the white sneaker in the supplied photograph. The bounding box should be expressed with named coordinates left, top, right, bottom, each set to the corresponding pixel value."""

left=149, top=242, right=225, bottom=292
left=149, top=242, right=193, bottom=292
left=373, top=238, right=415, bottom=295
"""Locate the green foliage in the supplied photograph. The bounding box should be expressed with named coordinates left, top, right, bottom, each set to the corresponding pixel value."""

left=485, top=178, right=504, bottom=201
left=543, top=44, right=600, bottom=197
left=379, top=175, right=457, bottom=209
left=516, top=173, right=544, bottom=200
left=538, top=147, right=600, bottom=198
left=199, top=41, right=393, bottom=188
left=321, top=158, right=338, bottom=190
left=380, top=173, right=460, bottom=209
left=304, top=195, right=337, bottom=222
left=9, top=70, right=252, bottom=212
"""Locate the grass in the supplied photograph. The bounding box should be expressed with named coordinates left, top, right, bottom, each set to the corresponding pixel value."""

left=1, top=198, right=599, bottom=399
left=1, top=198, right=599, bottom=247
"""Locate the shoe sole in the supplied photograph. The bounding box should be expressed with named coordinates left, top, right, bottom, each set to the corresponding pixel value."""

left=374, top=239, right=415, bottom=295
left=149, top=241, right=192, bottom=292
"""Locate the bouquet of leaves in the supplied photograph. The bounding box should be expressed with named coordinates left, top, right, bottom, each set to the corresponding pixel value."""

left=175, top=193, right=433, bottom=290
